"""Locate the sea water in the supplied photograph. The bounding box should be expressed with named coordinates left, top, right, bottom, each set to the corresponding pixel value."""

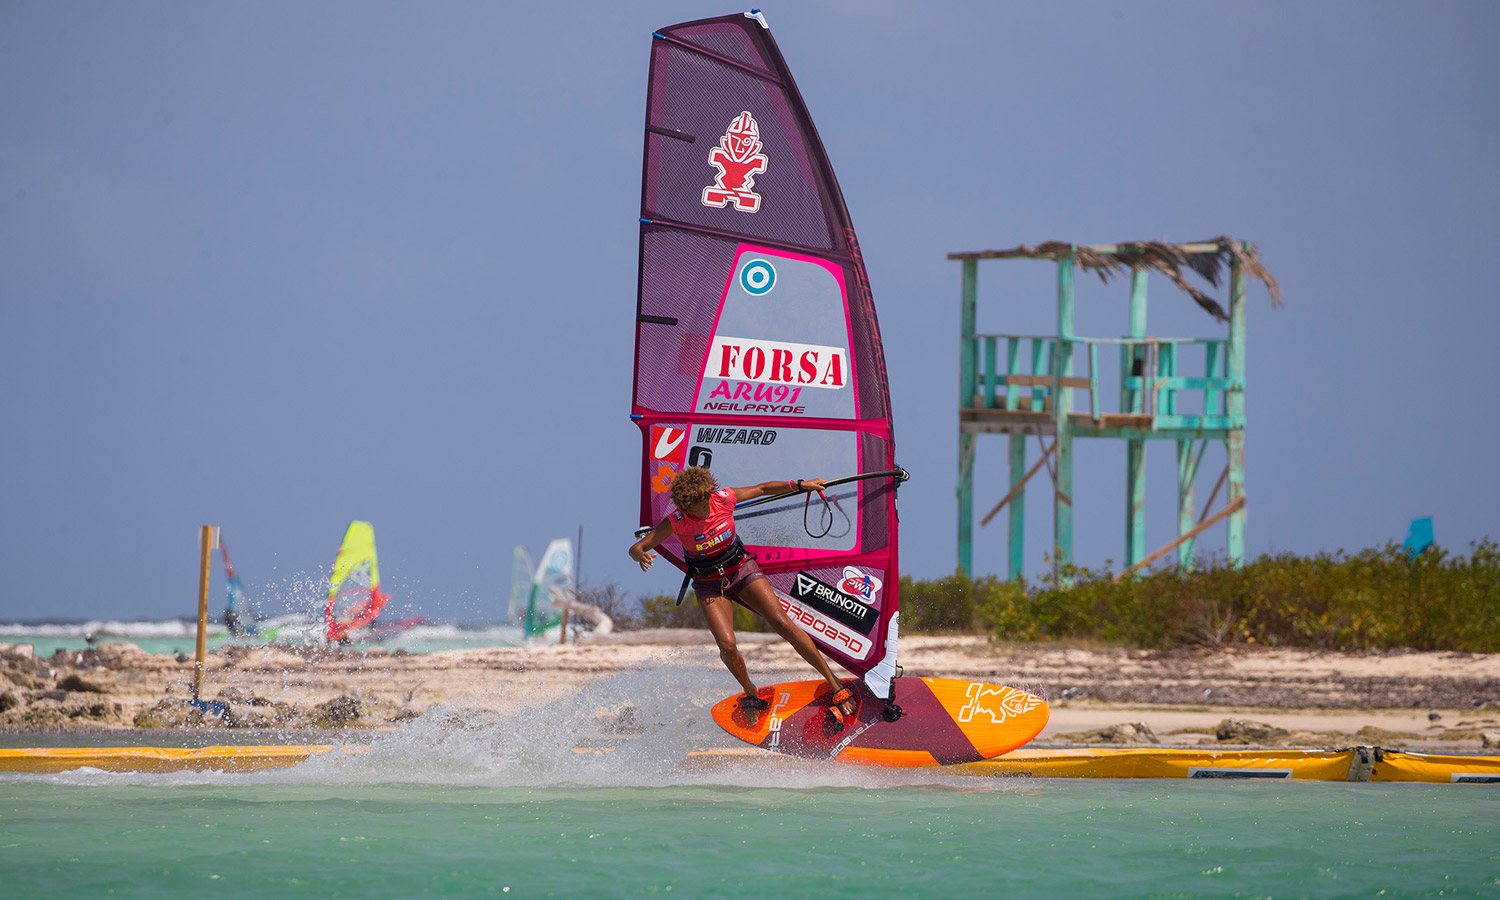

left=2, top=655, right=1497, bottom=899
left=0, top=620, right=522, bottom=657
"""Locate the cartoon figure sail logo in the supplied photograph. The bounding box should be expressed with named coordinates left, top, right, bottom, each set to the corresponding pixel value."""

left=958, top=683, right=1044, bottom=725
left=702, top=111, right=767, bottom=212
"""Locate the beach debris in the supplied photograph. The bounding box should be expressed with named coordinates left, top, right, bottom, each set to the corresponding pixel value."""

left=1058, top=721, right=1158, bottom=744
left=1215, top=718, right=1291, bottom=744
left=1427, top=711, right=1442, bottom=722
left=1, top=689, right=124, bottom=728
left=311, top=695, right=362, bottom=727
left=1060, top=687, right=1087, bottom=700
left=57, top=673, right=111, bottom=694
left=1482, top=731, right=1500, bottom=749
left=0, top=643, right=36, bottom=660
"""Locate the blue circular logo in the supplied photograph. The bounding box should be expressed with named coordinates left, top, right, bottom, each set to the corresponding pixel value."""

left=740, top=259, right=776, bottom=295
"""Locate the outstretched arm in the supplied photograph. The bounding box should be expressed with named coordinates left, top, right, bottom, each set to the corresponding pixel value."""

left=731, top=478, right=828, bottom=504
left=628, top=519, right=674, bottom=572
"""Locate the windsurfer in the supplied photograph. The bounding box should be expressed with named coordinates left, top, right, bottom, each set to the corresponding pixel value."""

left=628, top=466, right=859, bottom=723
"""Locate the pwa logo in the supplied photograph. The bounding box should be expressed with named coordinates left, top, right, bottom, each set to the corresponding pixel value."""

left=702, top=111, right=768, bottom=213
left=839, top=567, right=883, bottom=602
left=957, top=684, right=1043, bottom=725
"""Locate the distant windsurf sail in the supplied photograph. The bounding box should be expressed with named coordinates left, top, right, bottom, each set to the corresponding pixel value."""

left=632, top=12, right=904, bottom=700
left=220, top=538, right=257, bottom=636
left=324, top=521, right=389, bottom=642
left=1404, top=516, right=1435, bottom=558
left=510, top=539, right=572, bottom=638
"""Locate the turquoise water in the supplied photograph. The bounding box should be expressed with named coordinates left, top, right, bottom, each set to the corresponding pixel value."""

left=2, top=659, right=1497, bottom=898
left=2, top=779, right=1496, bottom=899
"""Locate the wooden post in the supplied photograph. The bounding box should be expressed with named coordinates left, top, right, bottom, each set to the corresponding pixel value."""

left=1053, top=248, right=1075, bottom=584
left=1125, top=268, right=1148, bottom=569
left=1006, top=338, right=1026, bottom=581
left=957, top=258, right=978, bottom=575
left=1117, top=497, right=1246, bottom=581
left=193, top=525, right=214, bottom=699
left=1225, top=248, right=1248, bottom=567
left=1176, top=440, right=1197, bottom=570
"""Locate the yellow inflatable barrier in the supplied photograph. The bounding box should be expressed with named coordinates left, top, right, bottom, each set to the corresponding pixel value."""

left=950, top=747, right=1366, bottom=781
left=1372, top=750, right=1500, bottom=784
left=0, top=745, right=336, bottom=774
left=3, top=745, right=1498, bottom=782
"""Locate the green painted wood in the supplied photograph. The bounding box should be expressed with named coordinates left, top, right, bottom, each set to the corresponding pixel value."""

left=1054, top=250, right=1075, bottom=582
left=1121, top=376, right=1243, bottom=392
left=1144, top=415, right=1245, bottom=431
left=1005, top=338, right=1021, bottom=410
left=1126, top=269, right=1148, bottom=569
left=1008, top=434, right=1027, bottom=581
left=957, top=259, right=978, bottom=575
left=1088, top=343, right=1100, bottom=420
left=984, top=336, right=998, bottom=409
left=1226, top=250, right=1247, bottom=567
left=1177, top=439, right=1197, bottom=570
left=951, top=240, right=1251, bottom=583
left=1031, top=337, right=1046, bottom=411
left=960, top=260, right=977, bottom=403
left=1203, top=342, right=1222, bottom=417
left=958, top=434, right=974, bottom=575
left=1074, top=425, right=1235, bottom=441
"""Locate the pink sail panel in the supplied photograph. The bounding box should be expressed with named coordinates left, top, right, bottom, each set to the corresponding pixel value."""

left=631, top=13, right=901, bottom=699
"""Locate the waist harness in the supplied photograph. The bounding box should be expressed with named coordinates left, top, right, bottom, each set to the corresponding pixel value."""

left=675, top=537, right=751, bottom=606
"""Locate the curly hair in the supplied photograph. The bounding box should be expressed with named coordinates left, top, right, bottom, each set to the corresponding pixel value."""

left=669, top=466, right=719, bottom=512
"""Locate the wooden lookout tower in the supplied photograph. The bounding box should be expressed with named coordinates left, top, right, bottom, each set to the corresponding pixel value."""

left=950, top=238, right=1280, bottom=581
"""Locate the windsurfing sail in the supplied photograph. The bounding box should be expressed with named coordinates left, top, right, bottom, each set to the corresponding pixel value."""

left=1404, top=516, right=1435, bottom=558
left=510, top=539, right=572, bottom=638
left=220, top=537, right=257, bottom=636
left=631, top=11, right=904, bottom=702
left=324, top=521, right=389, bottom=642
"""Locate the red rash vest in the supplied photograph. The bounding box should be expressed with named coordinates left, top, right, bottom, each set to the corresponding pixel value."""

left=670, top=488, right=740, bottom=563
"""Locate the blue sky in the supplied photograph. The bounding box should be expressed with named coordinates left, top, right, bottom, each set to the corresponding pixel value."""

left=2, top=1, right=1496, bottom=622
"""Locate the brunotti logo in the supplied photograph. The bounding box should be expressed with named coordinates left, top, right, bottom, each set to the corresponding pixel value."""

left=957, top=683, right=1043, bottom=725
left=702, top=111, right=768, bottom=212
left=792, top=571, right=877, bottom=632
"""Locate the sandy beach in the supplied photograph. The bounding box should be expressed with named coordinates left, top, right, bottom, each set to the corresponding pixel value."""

left=3, top=634, right=1498, bottom=751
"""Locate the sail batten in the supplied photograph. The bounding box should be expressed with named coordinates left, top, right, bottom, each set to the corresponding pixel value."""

left=632, top=13, right=902, bottom=700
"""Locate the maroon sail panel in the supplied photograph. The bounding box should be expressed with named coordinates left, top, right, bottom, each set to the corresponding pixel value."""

left=631, top=12, right=902, bottom=699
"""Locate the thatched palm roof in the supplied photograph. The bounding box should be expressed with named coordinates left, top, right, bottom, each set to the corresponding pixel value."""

left=947, top=238, right=1281, bottom=322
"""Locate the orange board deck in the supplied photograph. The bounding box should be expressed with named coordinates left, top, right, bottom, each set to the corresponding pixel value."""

left=710, top=676, right=1050, bottom=766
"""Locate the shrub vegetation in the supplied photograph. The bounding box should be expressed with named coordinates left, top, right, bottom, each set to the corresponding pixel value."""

left=901, top=540, right=1500, bottom=651
left=605, top=541, right=1498, bottom=652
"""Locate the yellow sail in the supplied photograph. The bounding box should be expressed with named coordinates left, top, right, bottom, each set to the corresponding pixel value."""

left=323, top=521, right=386, bottom=641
